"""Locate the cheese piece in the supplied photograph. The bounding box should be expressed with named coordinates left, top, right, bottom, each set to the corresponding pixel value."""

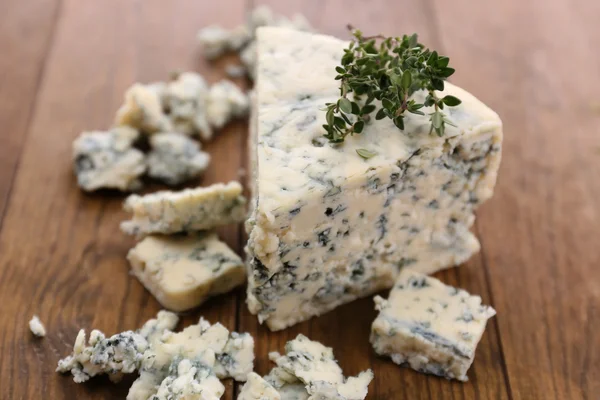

left=129, top=317, right=254, bottom=399
left=164, top=72, right=213, bottom=140
left=151, top=358, right=225, bottom=400
left=147, top=132, right=211, bottom=186
left=72, top=127, right=146, bottom=192
left=56, top=311, right=179, bottom=383
left=370, top=269, right=496, bottom=381
left=206, top=80, right=250, bottom=129
left=29, top=315, right=46, bottom=337
left=245, top=27, right=503, bottom=330
left=264, top=335, right=373, bottom=400
left=238, top=372, right=281, bottom=400
left=121, top=181, right=247, bottom=237
left=128, top=233, right=246, bottom=312
left=116, top=83, right=172, bottom=134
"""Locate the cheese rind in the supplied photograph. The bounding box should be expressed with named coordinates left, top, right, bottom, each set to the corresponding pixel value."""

left=246, top=28, right=502, bottom=330
left=370, top=269, right=496, bottom=381
left=147, top=132, right=211, bottom=186
left=121, top=181, right=247, bottom=237
left=128, top=233, right=246, bottom=312
left=72, top=127, right=146, bottom=192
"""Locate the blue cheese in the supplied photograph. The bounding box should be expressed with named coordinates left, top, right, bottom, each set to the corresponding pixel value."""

left=121, top=181, right=247, bottom=237
left=238, top=335, right=372, bottom=400
left=29, top=315, right=46, bottom=337
left=129, top=317, right=254, bottom=399
left=151, top=358, right=225, bottom=400
left=206, top=80, right=250, bottom=129
left=370, top=269, right=496, bottom=381
left=147, top=132, right=211, bottom=186
left=56, top=311, right=178, bottom=383
left=245, top=27, right=503, bottom=330
left=238, top=372, right=281, bottom=400
left=72, top=127, right=146, bottom=192
left=128, top=233, right=246, bottom=312
left=164, top=72, right=213, bottom=140
left=116, top=83, right=172, bottom=134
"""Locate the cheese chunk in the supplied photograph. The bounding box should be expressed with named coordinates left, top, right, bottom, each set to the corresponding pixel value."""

left=128, top=317, right=254, bottom=399
left=151, top=358, right=225, bottom=400
left=238, top=335, right=373, bottom=400
left=72, top=127, right=146, bottom=192
left=57, top=311, right=179, bottom=383
left=128, top=233, right=246, bottom=312
left=29, top=315, right=46, bottom=337
left=238, top=372, right=281, bottom=400
left=246, top=27, right=503, bottom=330
left=370, top=269, right=496, bottom=381
left=165, top=72, right=213, bottom=140
left=121, top=181, right=247, bottom=237
left=147, top=132, right=211, bottom=186
left=116, top=83, right=172, bottom=134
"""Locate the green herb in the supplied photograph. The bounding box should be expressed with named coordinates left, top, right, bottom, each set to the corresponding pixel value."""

left=323, top=26, right=461, bottom=144
left=356, top=148, right=377, bottom=159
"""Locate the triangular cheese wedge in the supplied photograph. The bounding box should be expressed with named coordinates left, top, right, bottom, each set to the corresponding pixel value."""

left=246, top=27, right=502, bottom=331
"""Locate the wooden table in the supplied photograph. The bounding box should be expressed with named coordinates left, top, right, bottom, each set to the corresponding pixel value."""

left=1, top=0, right=598, bottom=398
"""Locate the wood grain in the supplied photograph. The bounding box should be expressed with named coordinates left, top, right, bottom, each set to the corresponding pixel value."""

left=0, top=0, right=598, bottom=399
left=0, top=0, right=61, bottom=224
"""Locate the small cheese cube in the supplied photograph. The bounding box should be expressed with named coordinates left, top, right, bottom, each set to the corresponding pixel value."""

left=128, top=233, right=246, bottom=312
left=370, top=269, right=496, bottom=381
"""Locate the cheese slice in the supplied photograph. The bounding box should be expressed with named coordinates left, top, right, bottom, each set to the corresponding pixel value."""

left=245, top=27, right=503, bottom=331
left=128, top=233, right=246, bottom=312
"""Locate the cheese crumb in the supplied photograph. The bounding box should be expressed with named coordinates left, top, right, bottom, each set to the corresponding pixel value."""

left=29, top=315, right=46, bottom=337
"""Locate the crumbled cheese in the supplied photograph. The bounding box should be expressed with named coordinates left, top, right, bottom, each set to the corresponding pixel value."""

left=116, top=83, right=172, bottom=134
left=121, top=181, right=247, bottom=237
left=370, top=269, right=496, bottom=381
left=206, top=80, right=250, bottom=129
left=29, top=315, right=46, bottom=337
left=197, top=5, right=313, bottom=80
left=56, top=311, right=179, bottom=383
left=245, top=28, right=502, bottom=330
left=164, top=72, right=213, bottom=140
left=72, top=126, right=146, bottom=192
left=240, top=335, right=372, bottom=400
left=127, top=233, right=246, bottom=312
left=128, top=317, right=254, bottom=399
left=147, top=132, right=210, bottom=185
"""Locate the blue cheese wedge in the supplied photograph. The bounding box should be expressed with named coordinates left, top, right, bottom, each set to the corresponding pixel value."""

left=72, top=127, right=146, bottom=192
left=116, top=83, right=172, bottom=134
left=57, top=311, right=179, bottom=383
left=127, top=233, right=246, bottom=312
left=147, top=132, right=211, bottom=186
left=238, top=335, right=372, bottom=400
left=121, top=181, right=247, bottom=237
left=245, top=27, right=503, bottom=330
left=370, top=269, right=496, bottom=381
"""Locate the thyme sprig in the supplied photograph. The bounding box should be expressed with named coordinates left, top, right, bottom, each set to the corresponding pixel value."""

left=323, top=26, right=461, bottom=144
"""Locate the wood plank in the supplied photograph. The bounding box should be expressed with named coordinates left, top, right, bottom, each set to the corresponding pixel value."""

left=0, top=0, right=61, bottom=224
left=433, top=0, right=600, bottom=398
left=239, top=1, right=509, bottom=399
left=0, top=0, right=246, bottom=398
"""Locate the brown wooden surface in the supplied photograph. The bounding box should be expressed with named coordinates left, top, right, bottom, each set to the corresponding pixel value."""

left=0, top=0, right=598, bottom=399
